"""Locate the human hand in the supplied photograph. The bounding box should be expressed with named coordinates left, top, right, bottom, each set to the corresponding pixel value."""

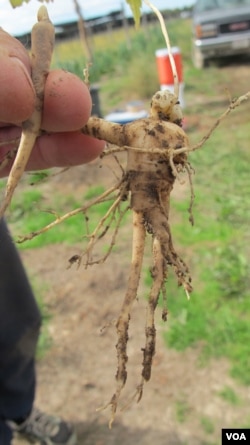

left=0, top=28, right=105, bottom=178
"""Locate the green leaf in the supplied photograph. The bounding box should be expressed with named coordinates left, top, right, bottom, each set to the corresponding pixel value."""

left=9, top=0, right=52, bottom=7
left=9, top=0, right=30, bottom=7
left=126, top=0, right=142, bottom=28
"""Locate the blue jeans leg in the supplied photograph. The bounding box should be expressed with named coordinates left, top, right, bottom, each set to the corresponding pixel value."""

left=0, top=218, right=42, bottom=442
left=0, top=421, right=12, bottom=445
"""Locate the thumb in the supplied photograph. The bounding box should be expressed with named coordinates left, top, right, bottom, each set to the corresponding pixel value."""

left=0, top=28, right=35, bottom=125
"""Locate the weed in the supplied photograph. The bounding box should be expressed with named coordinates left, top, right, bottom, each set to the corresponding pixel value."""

left=175, top=399, right=190, bottom=423
left=218, top=386, right=241, bottom=405
left=29, top=278, right=52, bottom=359
left=214, top=245, right=249, bottom=299
left=200, top=416, right=215, bottom=435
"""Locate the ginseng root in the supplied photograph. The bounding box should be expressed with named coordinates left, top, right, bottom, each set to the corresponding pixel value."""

left=82, top=90, right=193, bottom=425
left=0, top=6, right=54, bottom=217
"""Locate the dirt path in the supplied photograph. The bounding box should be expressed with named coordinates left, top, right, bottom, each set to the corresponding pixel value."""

left=13, top=240, right=250, bottom=445
left=13, top=199, right=250, bottom=445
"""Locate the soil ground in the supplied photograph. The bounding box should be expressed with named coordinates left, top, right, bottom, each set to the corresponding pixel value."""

left=13, top=61, right=250, bottom=445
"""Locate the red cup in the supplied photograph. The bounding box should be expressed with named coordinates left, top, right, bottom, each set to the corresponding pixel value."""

left=155, top=47, right=183, bottom=85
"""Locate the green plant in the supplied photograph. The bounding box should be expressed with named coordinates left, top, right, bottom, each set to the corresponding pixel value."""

left=30, top=279, right=52, bottom=359
left=218, top=386, right=241, bottom=405
left=10, top=188, right=44, bottom=217
left=200, top=416, right=214, bottom=435
left=175, top=399, right=190, bottom=423
left=214, top=245, right=249, bottom=299
left=36, top=303, right=52, bottom=359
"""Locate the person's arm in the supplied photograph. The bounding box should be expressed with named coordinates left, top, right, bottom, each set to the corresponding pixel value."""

left=0, top=28, right=105, bottom=178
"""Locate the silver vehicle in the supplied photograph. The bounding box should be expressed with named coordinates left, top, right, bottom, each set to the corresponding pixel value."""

left=192, top=0, right=250, bottom=68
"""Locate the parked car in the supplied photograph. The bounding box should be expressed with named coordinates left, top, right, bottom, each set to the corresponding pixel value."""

left=192, top=0, right=250, bottom=68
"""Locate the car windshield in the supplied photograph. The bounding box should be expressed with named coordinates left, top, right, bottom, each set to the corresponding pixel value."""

left=194, top=0, right=250, bottom=12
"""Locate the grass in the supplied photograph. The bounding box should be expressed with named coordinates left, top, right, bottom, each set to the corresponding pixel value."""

left=218, top=386, right=241, bottom=406
left=28, top=276, right=52, bottom=359
left=7, top=187, right=87, bottom=248
left=175, top=398, right=191, bottom=423
left=36, top=292, right=52, bottom=359
left=200, top=416, right=215, bottom=435
left=3, top=183, right=125, bottom=249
